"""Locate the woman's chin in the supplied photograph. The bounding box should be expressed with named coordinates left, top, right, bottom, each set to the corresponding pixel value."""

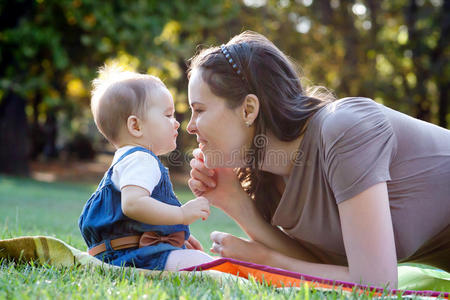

left=203, top=155, right=224, bottom=169
left=204, top=154, right=244, bottom=169
left=203, top=157, right=214, bottom=169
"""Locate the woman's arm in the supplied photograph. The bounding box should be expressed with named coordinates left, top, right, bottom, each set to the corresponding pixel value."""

left=223, top=190, right=321, bottom=263
left=210, top=235, right=351, bottom=281
left=121, top=185, right=210, bottom=225
left=189, top=149, right=398, bottom=287
left=188, top=150, right=320, bottom=262
left=211, top=182, right=398, bottom=289
left=338, top=182, right=398, bottom=288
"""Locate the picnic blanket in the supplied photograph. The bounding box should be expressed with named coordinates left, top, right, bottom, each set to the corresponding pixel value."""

left=1, top=236, right=449, bottom=298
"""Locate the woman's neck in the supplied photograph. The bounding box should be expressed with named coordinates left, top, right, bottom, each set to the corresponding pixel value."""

left=259, top=131, right=304, bottom=177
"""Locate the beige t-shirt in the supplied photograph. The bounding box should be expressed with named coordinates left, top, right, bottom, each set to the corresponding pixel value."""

left=271, top=97, right=450, bottom=264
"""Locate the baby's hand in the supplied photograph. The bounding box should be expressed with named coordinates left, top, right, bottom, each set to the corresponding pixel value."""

left=180, top=196, right=210, bottom=225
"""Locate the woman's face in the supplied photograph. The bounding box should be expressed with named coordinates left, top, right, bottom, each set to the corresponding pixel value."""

left=187, top=68, right=252, bottom=168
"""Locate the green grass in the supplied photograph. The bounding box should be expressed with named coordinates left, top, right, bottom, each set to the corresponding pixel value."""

left=0, top=175, right=244, bottom=251
left=0, top=175, right=395, bottom=299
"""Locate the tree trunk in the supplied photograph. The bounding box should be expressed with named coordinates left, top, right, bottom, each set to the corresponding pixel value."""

left=439, top=82, right=448, bottom=128
left=170, top=58, right=190, bottom=171
left=406, top=0, right=431, bottom=122
left=315, top=0, right=334, bottom=26
left=338, top=0, right=360, bottom=96
left=0, top=92, right=30, bottom=175
left=366, top=0, right=380, bottom=98
left=30, top=91, right=45, bottom=159
left=433, top=0, right=450, bottom=128
left=43, top=111, right=58, bottom=159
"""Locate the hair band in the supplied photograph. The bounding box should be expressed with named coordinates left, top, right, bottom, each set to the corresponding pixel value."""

left=220, top=44, right=246, bottom=81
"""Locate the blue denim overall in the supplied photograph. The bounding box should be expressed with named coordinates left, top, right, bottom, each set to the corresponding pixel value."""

left=78, top=146, right=190, bottom=270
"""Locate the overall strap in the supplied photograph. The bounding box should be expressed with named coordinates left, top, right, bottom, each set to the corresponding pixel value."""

left=106, top=146, right=155, bottom=178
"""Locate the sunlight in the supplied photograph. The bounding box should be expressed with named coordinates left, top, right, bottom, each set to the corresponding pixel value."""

left=243, top=0, right=267, bottom=8
left=352, top=3, right=367, bottom=16
left=105, top=51, right=140, bottom=72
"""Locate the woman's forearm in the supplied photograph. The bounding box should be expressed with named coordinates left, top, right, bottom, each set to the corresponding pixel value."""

left=268, top=249, right=352, bottom=282
left=221, top=193, right=320, bottom=263
left=267, top=250, right=397, bottom=289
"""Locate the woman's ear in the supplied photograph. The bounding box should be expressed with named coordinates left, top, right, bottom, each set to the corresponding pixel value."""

left=242, top=94, right=260, bottom=126
left=127, top=115, right=143, bottom=137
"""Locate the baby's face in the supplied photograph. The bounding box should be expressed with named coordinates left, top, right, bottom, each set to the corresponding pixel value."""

left=140, top=87, right=180, bottom=155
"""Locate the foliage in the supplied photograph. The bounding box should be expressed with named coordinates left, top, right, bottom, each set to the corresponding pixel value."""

left=0, top=0, right=237, bottom=143
left=230, top=0, right=449, bottom=124
left=0, top=0, right=448, bottom=174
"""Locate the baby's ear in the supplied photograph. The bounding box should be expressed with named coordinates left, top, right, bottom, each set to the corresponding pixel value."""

left=127, top=115, right=143, bottom=137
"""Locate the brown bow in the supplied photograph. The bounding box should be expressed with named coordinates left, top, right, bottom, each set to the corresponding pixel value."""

left=139, top=231, right=185, bottom=248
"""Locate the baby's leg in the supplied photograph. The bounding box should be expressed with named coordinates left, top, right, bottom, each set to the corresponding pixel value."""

left=164, top=249, right=215, bottom=271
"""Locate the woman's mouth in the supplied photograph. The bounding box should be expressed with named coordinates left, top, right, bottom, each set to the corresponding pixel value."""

left=197, top=138, right=207, bottom=150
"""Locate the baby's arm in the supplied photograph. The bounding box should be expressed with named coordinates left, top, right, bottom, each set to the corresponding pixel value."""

left=121, top=185, right=210, bottom=225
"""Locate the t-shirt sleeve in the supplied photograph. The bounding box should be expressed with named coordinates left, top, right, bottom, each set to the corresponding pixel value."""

left=115, top=152, right=161, bottom=194
left=321, top=102, right=397, bottom=204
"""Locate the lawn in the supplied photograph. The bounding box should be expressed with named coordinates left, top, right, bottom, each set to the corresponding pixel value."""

left=0, top=175, right=389, bottom=299
left=0, top=175, right=244, bottom=251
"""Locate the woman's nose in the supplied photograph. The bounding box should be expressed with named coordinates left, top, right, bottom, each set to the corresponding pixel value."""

left=174, top=119, right=180, bottom=130
left=186, top=117, right=196, bottom=134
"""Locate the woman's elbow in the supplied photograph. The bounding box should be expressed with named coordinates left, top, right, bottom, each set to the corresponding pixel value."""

left=351, top=269, right=398, bottom=290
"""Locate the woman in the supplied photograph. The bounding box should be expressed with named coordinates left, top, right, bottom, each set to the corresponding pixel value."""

left=186, top=31, right=450, bottom=288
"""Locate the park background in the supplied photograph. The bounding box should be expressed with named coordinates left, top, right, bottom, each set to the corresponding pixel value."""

left=0, top=0, right=449, bottom=178
left=0, top=0, right=449, bottom=298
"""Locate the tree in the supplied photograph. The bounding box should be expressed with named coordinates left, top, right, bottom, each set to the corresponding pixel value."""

left=1, top=0, right=447, bottom=176
left=0, top=0, right=239, bottom=175
left=228, top=0, right=448, bottom=126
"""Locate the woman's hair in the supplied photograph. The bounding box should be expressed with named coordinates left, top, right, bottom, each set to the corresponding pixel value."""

left=91, top=64, right=165, bottom=144
left=188, top=31, right=335, bottom=221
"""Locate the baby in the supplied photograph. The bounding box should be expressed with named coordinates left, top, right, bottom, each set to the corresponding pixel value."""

left=78, top=65, right=214, bottom=271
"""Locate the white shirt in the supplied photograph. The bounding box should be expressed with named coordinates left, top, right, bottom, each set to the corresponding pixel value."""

left=110, top=146, right=161, bottom=194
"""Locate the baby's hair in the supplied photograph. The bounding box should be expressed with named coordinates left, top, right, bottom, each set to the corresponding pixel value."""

left=91, top=64, right=165, bottom=144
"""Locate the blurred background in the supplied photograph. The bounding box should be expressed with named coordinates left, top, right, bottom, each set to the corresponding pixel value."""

left=0, top=0, right=448, bottom=182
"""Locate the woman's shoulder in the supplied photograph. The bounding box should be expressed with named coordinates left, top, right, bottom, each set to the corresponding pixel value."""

left=321, top=97, right=381, bottom=122
left=317, top=97, right=387, bottom=143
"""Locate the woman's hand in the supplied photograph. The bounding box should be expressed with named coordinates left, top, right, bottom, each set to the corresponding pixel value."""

left=185, top=234, right=204, bottom=251
left=188, top=148, right=216, bottom=197
left=188, top=148, right=247, bottom=212
left=209, top=231, right=270, bottom=264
